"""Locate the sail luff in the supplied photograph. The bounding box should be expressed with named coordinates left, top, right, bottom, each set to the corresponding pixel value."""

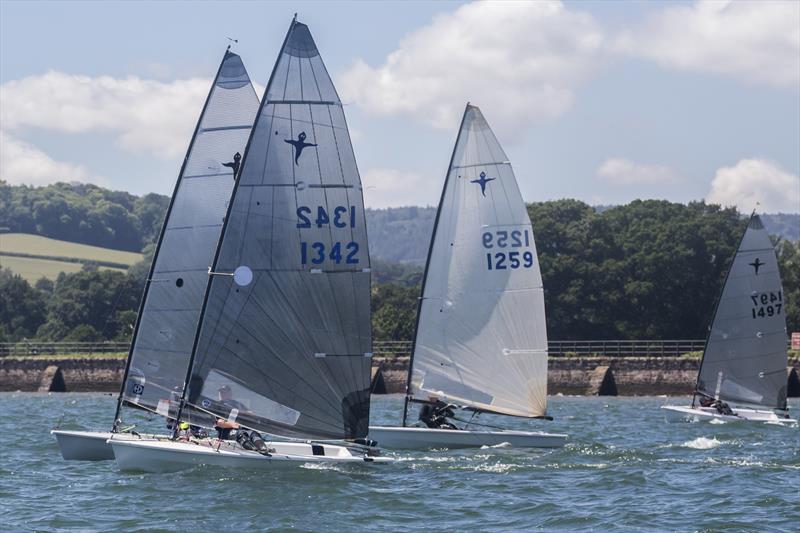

left=402, top=104, right=472, bottom=426
left=115, top=49, right=258, bottom=427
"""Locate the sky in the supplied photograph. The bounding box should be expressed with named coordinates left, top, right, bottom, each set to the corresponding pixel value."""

left=1, top=0, right=798, bottom=213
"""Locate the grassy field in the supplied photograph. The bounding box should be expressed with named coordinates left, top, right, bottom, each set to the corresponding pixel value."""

left=0, top=233, right=142, bottom=283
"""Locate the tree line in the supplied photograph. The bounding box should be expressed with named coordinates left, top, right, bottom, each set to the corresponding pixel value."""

left=1, top=197, right=798, bottom=344
left=0, top=181, right=168, bottom=252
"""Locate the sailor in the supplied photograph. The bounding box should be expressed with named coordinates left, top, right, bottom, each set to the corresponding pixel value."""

left=713, top=399, right=734, bottom=416
left=214, top=385, right=248, bottom=439
left=419, top=396, right=458, bottom=430
left=218, top=384, right=247, bottom=411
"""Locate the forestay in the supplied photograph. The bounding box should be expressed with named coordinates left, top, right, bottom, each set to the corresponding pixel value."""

left=119, top=51, right=259, bottom=420
left=409, top=105, right=548, bottom=418
left=697, top=215, right=788, bottom=409
left=185, top=20, right=372, bottom=440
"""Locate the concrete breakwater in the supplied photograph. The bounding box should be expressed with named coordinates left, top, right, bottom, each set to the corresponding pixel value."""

left=2, top=356, right=799, bottom=397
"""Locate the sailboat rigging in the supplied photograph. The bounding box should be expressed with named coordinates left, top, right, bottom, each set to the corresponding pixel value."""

left=369, top=104, right=566, bottom=449
left=52, top=48, right=260, bottom=460
left=109, top=17, right=391, bottom=470
left=662, top=213, right=796, bottom=425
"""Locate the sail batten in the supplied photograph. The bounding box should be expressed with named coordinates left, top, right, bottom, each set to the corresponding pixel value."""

left=696, top=215, right=788, bottom=410
left=115, top=51, right=259, bottom=423
left=408, top=105, right=549, bottom=419
left=185, top=20, right=372, bottom=441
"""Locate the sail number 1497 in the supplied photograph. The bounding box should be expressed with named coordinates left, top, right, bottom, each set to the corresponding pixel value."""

left=750, top=291, right=782, bottom=319
left=483, top=230, right=534, bottom=270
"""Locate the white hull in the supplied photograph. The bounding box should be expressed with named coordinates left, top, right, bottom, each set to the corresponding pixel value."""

left=52, top=430, right=116, bottom=461
left=51, top=430, right=166, bottom=461
left=660, top=405, right=797, bottom=426
left=368, top=425, right=567, bottom=450
left=109, top=437, right=393, bottom=472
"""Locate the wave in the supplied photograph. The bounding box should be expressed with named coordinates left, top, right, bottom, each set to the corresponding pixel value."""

left=682, top=437, right=722, bottom=449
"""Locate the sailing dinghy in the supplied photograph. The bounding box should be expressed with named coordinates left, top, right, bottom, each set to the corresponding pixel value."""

left=369, top=105, right=566, bottom=449
left=662, top=214, right=797, bottom=426
left=110, top=18, right=392, bottom=471
left=53, top=49, right=260, bottom=460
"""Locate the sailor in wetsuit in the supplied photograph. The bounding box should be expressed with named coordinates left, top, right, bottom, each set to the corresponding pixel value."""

left=419, top=397, right=459, bottom=430
left=698, top=395, right=734, bottom=416
left=214, top=385, right=248, bottom=440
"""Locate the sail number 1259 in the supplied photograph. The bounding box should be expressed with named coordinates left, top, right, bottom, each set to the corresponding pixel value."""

left=483, top=230, right=534, bottom=270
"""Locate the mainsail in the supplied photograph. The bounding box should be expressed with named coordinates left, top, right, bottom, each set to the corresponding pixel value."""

left=117, top=50, right=259, bottom=422
left=407, top=104, right=548, bottom=419
left=696, top=214, right=788, bottom=410
left=183, top=19, right=372, bottom=440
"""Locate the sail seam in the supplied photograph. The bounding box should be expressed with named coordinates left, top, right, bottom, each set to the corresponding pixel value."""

left=200, top=125, right=252, bottom=133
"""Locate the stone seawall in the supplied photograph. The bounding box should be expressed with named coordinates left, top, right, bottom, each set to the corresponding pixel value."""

left=2, top=356, right=798, bottom=396
left=0, top=358, right=124, bottom=392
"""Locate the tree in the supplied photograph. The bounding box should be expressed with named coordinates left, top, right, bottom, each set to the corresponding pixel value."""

left=371, top=284, right=418, bottom=341
left=0, top=269, right=47, bottom=341
left=36, top=266, right=140, bottom=341
left=778, top=240, right=800, bottom=334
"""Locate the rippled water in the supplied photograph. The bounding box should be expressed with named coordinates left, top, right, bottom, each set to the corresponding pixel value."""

left=2, top=393, right=798, bottom=531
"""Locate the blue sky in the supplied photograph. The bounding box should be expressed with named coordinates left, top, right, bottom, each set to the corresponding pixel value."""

left=1, top=0, right=798, bottom=212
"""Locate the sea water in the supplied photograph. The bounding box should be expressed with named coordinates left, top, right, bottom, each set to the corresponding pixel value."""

left=1, top=393, right=798, bottom=531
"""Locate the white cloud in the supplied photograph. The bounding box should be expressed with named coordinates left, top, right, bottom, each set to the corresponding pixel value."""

left=597, top=157, right=684, bottom=185
left=1, top=71, right=210, bottom=158
left=0, top=132, right=105, bottom=186
left=616, top=0, right=800, bottom=87
left=707, top=158, right=800, bottom=213
left=362, top=168, right=439, bottom=209
left=339, top=0, right=604, bottom=135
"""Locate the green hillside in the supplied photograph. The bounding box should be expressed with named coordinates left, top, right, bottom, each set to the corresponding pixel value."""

left=0, top=233, right=142, bottom=283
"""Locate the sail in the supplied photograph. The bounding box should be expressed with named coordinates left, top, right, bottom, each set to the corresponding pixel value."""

left=185, top=20, right=372, bottom=440
left=119, top=51, right=259, bottom=420
left=408, top=105, right=548, bottom=418
left=697, top=215, right=788, bottom=409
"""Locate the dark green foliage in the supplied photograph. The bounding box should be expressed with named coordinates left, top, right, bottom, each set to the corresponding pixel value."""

left=35, top=265, right=143, bottom=342
left=778, top=240, right=800, bottom=333
left=0, top=181, right=168, bottom=252
left=528, top=200, right=745, bottom=340
left=371, top=283, right=418, bottom=342
left=0, top=269, right=47, bottom=341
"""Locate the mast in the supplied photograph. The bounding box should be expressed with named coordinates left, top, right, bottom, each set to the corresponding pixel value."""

left=692, top=211, right=753, bottom=407
left=112, top=48, right=234, bottom=430
left=172, top=22, right=298, bottom=436
left=402, top=104, right=471, bottom=427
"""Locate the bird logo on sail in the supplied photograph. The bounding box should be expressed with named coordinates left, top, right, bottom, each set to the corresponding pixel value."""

left=222, top=152, right=241, bottom=178
left=285, top=132, right=317, bottom=165
left=471, top=171, right=496, bottom=197
left=749, top=257, right=764, bottom=275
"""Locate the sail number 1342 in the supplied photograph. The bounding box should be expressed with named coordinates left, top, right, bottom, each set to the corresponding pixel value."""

left=297, top=205, right=360, bottom=265
left=483, top=230, right=534, bottom=270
